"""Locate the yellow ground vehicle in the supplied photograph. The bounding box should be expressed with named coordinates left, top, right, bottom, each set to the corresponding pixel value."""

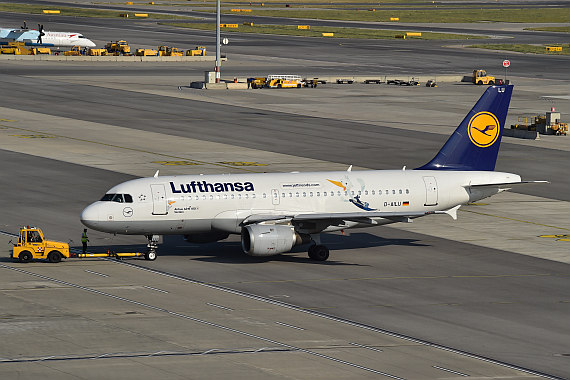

left=268, top=79, right=302, bottom=88
left=105, top=40, right=131, bottom=55
left=248, top=77, right=267, bottom=89
left=0, top=42, right=32, bottom=55
left=158, top=46, right=184, bottom=56
left=136, top=48, right=158, bottom=56
left=12, top=227, right=70, bottom=263
left=472, top=69, right=497, bottom=85
left=64, top=46, right=83, bottom=56
left=186, top=46, right=206, bottom=56
left=88, top=48, right=107, bottom=56
left=31, top=47, right=51, bottom=55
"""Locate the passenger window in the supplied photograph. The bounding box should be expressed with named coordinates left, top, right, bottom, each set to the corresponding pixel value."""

left=317, top=192, right=320, bottom=196
left=399, top=189, right=402, bottom=194
left=289, top=193, right=292, bottom=198
left=180, top=196, right=185, bottom=201
left=202, top=195, right=206, bottom=200
left=324, top=192, right=327, bottom=196
left=351, top=191, right=355, bottom=196
left=379, top=190, right=382, bottom=195
left=310, top=192, right=313, bottom=197
left=238, top=194, right=242, bottom=199
left=303, top=192, right=306, bottom=197
left=337, top=191, right=341, bottom=196
left=406, top=189, right=409, bottom=194
left=252, top=194, right=256, bottom=199
left=209, top=195, right=213, bottom=200
left=358, top=191, right=362, bottom=195
left=216, top=195, right=220, bottom=200
left=231, top=194, right=235, bottom=199
left=224, top=194, right=228, bottom=199
left=263, top=193, right=266, bottom=198
left=365, top=190, right=368, bottom=195
left=372, top=190, right=375, bottom=195
left=124, top=194, right=133, bottom=203
left=195, top=195, right=199, bottom=200
left=330, top=191, right=334, bottom=196
left=245, top=194, right=249, bottom=199
left=296, top=192, right=299, bottom=197
left=392, top=190, right=396, bottom=195
left=281, top=193, right=285, bottom=198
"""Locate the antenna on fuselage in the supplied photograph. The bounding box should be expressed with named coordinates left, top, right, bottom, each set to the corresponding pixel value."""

left=347, top=165, right=352, bottom=172
left=154, top=170, right=159, bottom=178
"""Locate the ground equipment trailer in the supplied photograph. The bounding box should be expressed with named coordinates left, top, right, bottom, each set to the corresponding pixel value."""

left=12, top=227, right=70, bottom=263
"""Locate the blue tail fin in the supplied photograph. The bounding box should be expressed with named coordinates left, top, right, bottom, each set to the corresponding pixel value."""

left=416, top=85, right=513, bottom=171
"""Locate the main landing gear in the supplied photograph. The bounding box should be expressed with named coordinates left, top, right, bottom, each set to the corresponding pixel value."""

left=308, top=244, right=329, bottom=261
left=145, top=235, right=159, bottom=261
left=307, top=234, right=329, bottom=261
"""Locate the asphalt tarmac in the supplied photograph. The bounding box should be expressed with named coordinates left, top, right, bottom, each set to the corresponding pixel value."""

left=0, top=7, right=569, bottom=379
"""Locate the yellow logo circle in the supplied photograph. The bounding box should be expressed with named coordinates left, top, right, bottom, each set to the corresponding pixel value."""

left=468, top=112, right=500, bottom=148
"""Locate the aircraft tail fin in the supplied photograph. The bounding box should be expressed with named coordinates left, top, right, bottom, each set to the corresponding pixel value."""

left=416, top=85, right=513, bottom=171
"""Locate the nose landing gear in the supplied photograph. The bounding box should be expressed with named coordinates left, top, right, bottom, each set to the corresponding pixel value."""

left=145, top=234, right=159, bottom=261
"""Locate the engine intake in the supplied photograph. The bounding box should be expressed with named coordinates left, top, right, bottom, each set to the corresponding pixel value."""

left=241, top=224, right=309, bottom=256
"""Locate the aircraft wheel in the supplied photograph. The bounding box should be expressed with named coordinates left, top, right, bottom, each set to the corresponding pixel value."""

left=145, top=250, right=157, bottom=261
left=19, top=251, right=33, bottom=263
left=48, top=251, right=62, bottom=263
left=308, top=245, right=329, bottom=261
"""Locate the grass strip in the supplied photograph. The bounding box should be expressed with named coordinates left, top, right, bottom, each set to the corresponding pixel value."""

left=468, top=43, right=570, bottom=55
left=0, top=3, right=192, bottom=19
left=163, top=22, right=485, bottom=39
left=525, top=26, right=570, bottom=33
left=195, top=7, right=570, bottom=23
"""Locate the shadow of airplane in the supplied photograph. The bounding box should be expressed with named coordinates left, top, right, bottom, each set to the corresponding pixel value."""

left=72, top=232, right=427, bottom=265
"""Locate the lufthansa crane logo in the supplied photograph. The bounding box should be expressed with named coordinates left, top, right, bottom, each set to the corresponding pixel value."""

left=468, top=111, right=500, bottom=148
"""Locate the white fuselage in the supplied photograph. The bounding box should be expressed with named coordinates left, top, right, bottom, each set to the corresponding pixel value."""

left=0, top=29, right=96, bottom=47
left=80, top=169, right=520, bottom=236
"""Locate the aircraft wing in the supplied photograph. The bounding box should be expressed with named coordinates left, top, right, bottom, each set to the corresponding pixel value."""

left=241, top=210, right=442, bottom=226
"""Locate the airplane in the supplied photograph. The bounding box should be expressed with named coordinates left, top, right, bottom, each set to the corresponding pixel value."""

left=0, top=23, right=96, bottom=48
left=81, top=84, right=543, bottom=262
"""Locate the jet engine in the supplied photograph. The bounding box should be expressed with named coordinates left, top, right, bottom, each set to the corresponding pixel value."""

left=241, top=224, right=310, bottom=256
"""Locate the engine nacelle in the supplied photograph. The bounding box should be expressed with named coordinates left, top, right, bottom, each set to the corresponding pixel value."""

left=184, top=231, right=229, bottom=244
left=241, top=224, right=309, bottom=256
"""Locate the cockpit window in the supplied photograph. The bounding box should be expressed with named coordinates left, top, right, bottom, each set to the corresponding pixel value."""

left=100, top=193, right=132, bottom=203
left=100, top=193, right=115, bottom=201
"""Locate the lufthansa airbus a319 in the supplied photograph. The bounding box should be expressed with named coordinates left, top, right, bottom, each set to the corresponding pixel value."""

left=81, top=85, right=544, bottom=261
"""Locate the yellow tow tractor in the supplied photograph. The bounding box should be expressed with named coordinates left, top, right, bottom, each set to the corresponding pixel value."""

left=63, top=46, right=83, bottom=56
left=11, top=226, right=149, bottom=263
left=12, top=226, right=70, bottom=263
left=158, top=45, right=184, bottom=56
left=105, top=40, right=131, bottom=55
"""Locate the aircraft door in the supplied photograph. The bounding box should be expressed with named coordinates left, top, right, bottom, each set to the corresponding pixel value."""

left=150, top=184, right=168, bottom=215
left=271, top=189, right=280, bottom=205
left=422, top=176, right=438, bottom=206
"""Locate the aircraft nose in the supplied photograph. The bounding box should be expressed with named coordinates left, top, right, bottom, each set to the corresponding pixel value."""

left=80, top=203, right=99, bottom=229
left=87, top=39, right=96, bottom=48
